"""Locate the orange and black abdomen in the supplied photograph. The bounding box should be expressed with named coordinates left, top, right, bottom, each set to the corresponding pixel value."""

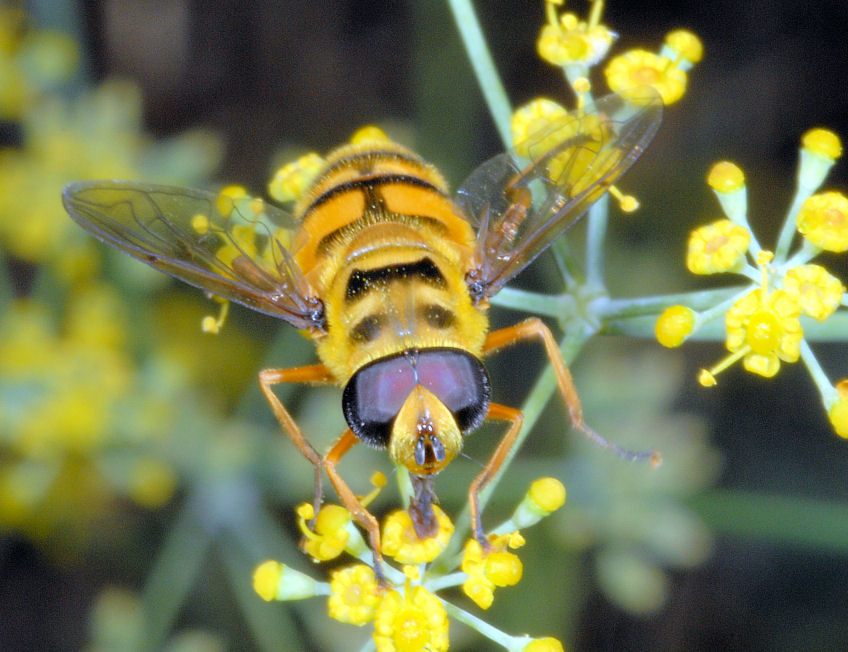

left=294, top=140, right=489, bottom=383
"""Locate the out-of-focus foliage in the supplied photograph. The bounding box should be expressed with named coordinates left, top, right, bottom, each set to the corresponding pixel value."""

left=0, top=4, right=226, bottom=551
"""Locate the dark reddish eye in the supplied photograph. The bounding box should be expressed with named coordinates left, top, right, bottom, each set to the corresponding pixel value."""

left=342, top=348, right=491, bottom=447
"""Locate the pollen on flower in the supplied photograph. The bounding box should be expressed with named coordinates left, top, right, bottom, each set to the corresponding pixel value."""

left=536, top=1, right=615, bottom=67
left=664, top=29, right=703, bottom=64
left=707, top=161, right=746, bottom=194
left=267, top=152, right=325, bottom=204
left=461, top=537, right=523, bottom=609
left=604, top=49, right=687, bottom=105
left=299, top=503, right=352, bottom=562
left=510, top=98, right=569, bottom=156
left=381, top=506, right=454, bottom=564
left=802, top=128, right=842, bottom=161
left=724, top=288, right=802, bottom=378
left=655, top=305, right=696, bottom=348
left=686, top=219, right=751, bottom=275
left=373, top=584, right=449, bottom=652
left=797, top=191, right=848, bottom=252
left=328, top=564, right=380, bottom=625
left=782, top=264, right=845, bottom=321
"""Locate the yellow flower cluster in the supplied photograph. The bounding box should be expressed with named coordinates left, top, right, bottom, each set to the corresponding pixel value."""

left=252, top=477, right=568, bottom=649
left=657, top=129, right=848, bottom=436
left=604, top=29, right=701, bottom=106
left=0, top=4, right=223, bottom=550
left=0, top=289, right=179, bottom=540
left=461, top=534, right=525, bottom=609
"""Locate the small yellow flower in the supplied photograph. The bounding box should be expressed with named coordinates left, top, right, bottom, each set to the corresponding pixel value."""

left=527, top=477, right=566, bottom=514
left=252, top=560, right=319, bottom=602
left=725, top=288, right=802, bottom=377
left=381, top=506, right=454, bottom=564
left=604, top=49, right=687, bottom=105
left=268, top=152, right=325, bottom=204
left=686, top=219, right=751, bottom=275
left=802, top=128, right=842, bottom=161
left=374, top=584, right=449, bottom=652
left=707, top=161, right=745, bottom=194
left=350, top=125, right=390, bottom=145
left=782, top=264, right=844, bottom=321
left=664, top=29, right=703, bottom=64
left=511, top=98, right=569, bottom=156
left=523, top=637, right=566, bottom=652
left=253, top=560, right=285, bottom=602
left=655, top=305, right=696, bottom=348
left=461, top=536, right=524, bottom=609
left=830, top=380, right=848, bottom=438
left=797, top=191, right=848, bottom=252
left=328, top=564, right=380, bottom=625
left=298, top=503, right=351, bottom=562
left=536, top=3, right=615, bottom=67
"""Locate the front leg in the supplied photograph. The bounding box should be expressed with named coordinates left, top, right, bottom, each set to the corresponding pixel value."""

left=259, top=364, right=336, bottom=514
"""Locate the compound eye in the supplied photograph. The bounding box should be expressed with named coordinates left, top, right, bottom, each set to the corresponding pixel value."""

left=414, top=349, right=491, bottom=433
left=342, top=355, right=416, bottom=448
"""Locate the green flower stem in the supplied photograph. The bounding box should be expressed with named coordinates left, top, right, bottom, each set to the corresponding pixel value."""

left=800, top=339, right=840, bottom=406
left=604, top=310, right=848, bottom=342
left=585, top=195, right=610, bottom=291
left=425, top=571, right=467, bottom=592
left=442, top=600, right=514, bottom=648
left=595, top=287, right=744, bottom=319
left=447, top=0, right=514, bottom=147
left=140, top=495, right=213, bottom=652
left=552, top=237, right=581, bottom=286
left=774, top=190, right=809, bottom=262
left=491, top=286, right=573, bottom=318
left=691, top=490, right=848, bottom=553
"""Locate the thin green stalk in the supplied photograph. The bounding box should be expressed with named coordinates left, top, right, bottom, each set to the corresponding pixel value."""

left=447, top=0, right=513, bottom=147
left=800, top=339, right=839, bottom=406
left=491, top=286, right=571, bottom=317
left=442, top=600, right=513, bottom=647
left=595, top=286, right=744, bottom=319
left=774, top=189, right=810, bottom=262
left=584, top=195, right=610, bottom=291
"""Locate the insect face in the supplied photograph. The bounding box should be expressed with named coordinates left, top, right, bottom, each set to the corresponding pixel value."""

left=341, top=348, right=491, bottom=475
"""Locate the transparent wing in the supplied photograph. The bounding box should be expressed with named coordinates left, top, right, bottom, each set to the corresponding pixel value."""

left=63, top=181, right=326, bottom=331
left=457, top=88, right=663, bottom=302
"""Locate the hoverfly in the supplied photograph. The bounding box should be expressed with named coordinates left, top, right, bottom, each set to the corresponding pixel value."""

left=63, top=88, right=662, bottom=580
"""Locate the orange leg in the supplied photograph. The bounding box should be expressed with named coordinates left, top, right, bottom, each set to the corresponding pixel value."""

left=483, top=317, right=659, bottom=463
left=258, top=364, right=336, bottom=513
left=468, top=402, right=523, bottom=544
left=323, top=429, right=387, bottom=583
